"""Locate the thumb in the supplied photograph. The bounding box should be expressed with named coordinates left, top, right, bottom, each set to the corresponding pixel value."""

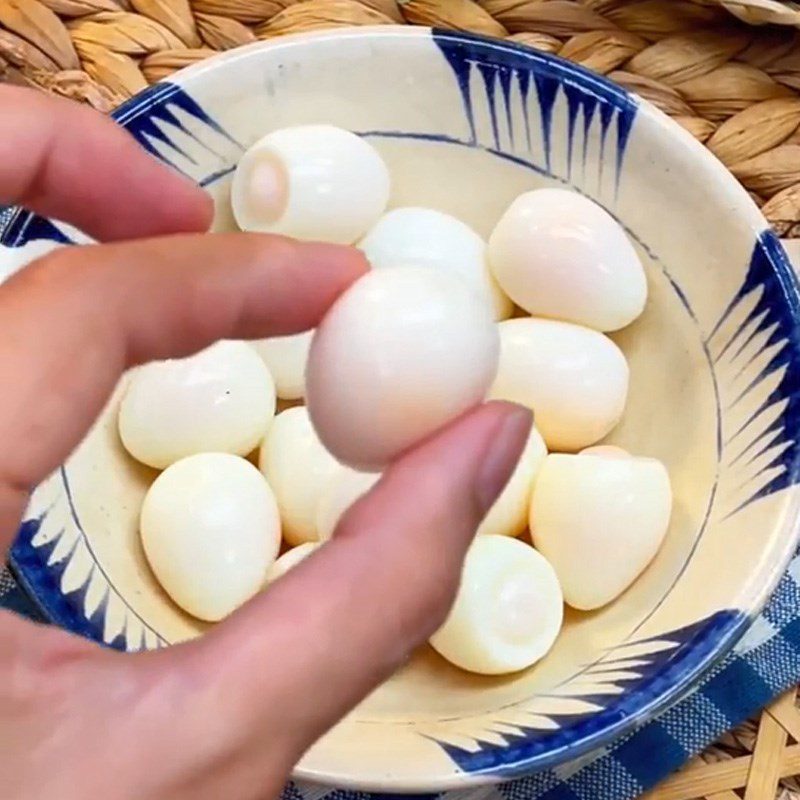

left=156, top=401, right=531, bottom=791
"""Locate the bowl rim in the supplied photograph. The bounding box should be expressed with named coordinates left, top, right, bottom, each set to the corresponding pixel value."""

left=5, top=25, right=800, bottom=792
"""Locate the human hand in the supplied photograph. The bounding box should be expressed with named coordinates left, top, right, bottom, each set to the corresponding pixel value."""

left=0, top=86, right=531, bottom=800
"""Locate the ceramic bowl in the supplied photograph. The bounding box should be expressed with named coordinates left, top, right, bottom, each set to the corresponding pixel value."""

left=3, top=27, right=800, bottom=793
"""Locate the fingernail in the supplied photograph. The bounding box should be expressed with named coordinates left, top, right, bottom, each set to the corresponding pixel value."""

left=475, top=403, right=533, bottom=514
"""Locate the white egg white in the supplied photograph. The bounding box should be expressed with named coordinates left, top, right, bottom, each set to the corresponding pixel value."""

left=252, top=330, right=313, bottom=401
left=306, top=267, right=500, bottom=470
left=259, top=407, right=341, bottom=545
left=477, top=425, right=547, bottom=538
left=119, top=340, right=276, bottom=469
left=140, top=453, right=281, bottom=622
left=531, top=451, right=672, bottom=610
left=489, top=188, right=647, bottom=332
left=360, top=207, right=513, bottom=320
left=490, top=317, right=629, bottom=452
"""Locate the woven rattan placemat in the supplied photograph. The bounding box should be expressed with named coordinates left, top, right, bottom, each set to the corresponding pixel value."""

left=3, top=1, right=800, bottom=797
left=0, top=0, right=798, bottom=236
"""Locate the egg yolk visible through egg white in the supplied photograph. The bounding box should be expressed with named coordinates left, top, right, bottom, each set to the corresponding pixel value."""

left=244, top=154, right=288, bottom=225
left=231, top=124, right=390, bottom=244
left=430, top=536, right=563, bottom=675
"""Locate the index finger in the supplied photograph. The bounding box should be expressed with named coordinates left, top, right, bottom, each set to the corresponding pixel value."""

left=0, top=86, right=212, bottom=240
left=0, top=234, right=367, bottom=542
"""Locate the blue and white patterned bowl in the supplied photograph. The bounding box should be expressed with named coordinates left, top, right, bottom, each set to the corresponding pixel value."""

left=4, top=27, right=800, bottom=792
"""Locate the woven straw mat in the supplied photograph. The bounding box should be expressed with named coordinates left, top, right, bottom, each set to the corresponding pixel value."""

left=0, top=0, right=798, bottom=235
left=3, top=0, right=800, bottom=798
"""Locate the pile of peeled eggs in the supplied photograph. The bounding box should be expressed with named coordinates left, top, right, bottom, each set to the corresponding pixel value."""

left=116, top=124, right=672, bottom=676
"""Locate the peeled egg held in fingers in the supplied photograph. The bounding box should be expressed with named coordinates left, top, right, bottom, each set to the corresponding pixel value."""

left=316, top=467, right=381, bottom=541
left=530, top=452, right=672, bottom=610
left=489, top=318, right=628, bottom=452
left=140, top=453, right=281, bottom=622
left=359, top=207, right=513, bottom=320
left=231, top=125, right=390, bottom=243
left=488, top=188, right=647, bottom=332
left=259, top=407, right=341, bottom=545
left=119, top=340, right=276, bottom=469
left=429, top=535, right=563, bottom=675
left=306, top=267, right=500, bottom=470
left=477, top=425, right=547, bottom=538
left=252, top=330, right=313, bottom=401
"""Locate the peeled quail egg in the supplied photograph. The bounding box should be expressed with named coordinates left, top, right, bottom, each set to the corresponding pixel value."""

left=140, top=453, right=281, bottom=622
left=119, top=340, right=276, bottom=469
left=430, top=535, right=563, bottom=675
left=259, top=407, right=341, bottom=545
left=306, top=267, right=499, bottom=470
left=531, top=451, right=672, bottom=610
left=359, top=207, right=513, bottom=320
left=581, top=445, right=629, bottom=458
left=316, top=467, right=381, bottom=541
left=477, top=425, right=547, bottom=538
left=252, top=330, right=313, bottom=401
left=489, top=188, right=647, bottom=332
left=265, top=542, right=319, bottom=584
left=231, top=124, right=390, bottom=244
left=489, top=318, right=628, bottom=452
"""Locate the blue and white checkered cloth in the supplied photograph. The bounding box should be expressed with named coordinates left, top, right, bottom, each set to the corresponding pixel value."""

left=2, top=206, right=800, bottom=799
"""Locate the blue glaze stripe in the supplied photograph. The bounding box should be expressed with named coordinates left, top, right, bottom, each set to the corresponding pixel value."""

left=4, top=82, right=241, bottom=247
left=478, top=63, right=501, bottom=150
left=436, top=610, right=743, bottom=777
left=713, top=232, right=800, bottom=512
left=1, top=214, right=72, bottom=247
left=534, top=72, right=559, bottom=172
left=518, top=69, right=532, bottom=152
left=498, top=66, right=514, bottom=148
left=432, top=29, right=638, bottom=191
